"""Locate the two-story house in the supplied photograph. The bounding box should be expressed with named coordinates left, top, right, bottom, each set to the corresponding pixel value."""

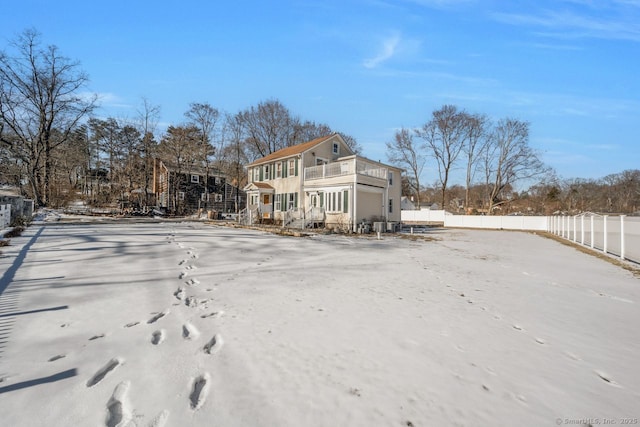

left=153, top=159, right=246, bottom=215
left=242, top=133, right=402, bottom=232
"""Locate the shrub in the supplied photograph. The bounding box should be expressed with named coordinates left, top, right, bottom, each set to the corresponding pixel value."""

left=4, top=227, right=24, bottom=238
left=10, top=215, right=32, bottom=227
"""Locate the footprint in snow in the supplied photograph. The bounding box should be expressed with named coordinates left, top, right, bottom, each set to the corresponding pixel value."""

left=182, top=323, right=200, bottom=340
left=87, top=358, right=123, bottom=387
left=185, top=278, right=200, bottom=286
left=179, top=271, right=188, bottom=279
left=106, top=381, right=132, bottom=427
left=178, top=260, right=187, bottom=266
left=124, top=322, right=140, bottom=328
left=174, top=288, right=186, bottom=301
left=189, top=373, right=210, bottom=410
left=200, top=311, right=223, bottom=319
left=48, top=354, right=66, bottom=362
left=147, top=310, right=169, bottom=324
left=512, top=324, right=523, bottom=331
left=595, top=371, right=621, bottom=387
left=151, top=330, right=165, bottom=345
left=203, top=334, right=223, bottom=355
left=89, top=334, right=105, bottom=341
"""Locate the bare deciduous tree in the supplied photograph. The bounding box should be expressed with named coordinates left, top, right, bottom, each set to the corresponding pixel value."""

left=0, top=29, right=97, bottom=205
left=417, top=105, right=467, bottom=208
left=386, top=127, right=427, bottom=208
left=185, top=102, right=220, bottom=209
left=461, top=113, right=489, bottom=211
left=136, top=97, right=160, bottom=206
left=484, top=118, right=548, bottom=213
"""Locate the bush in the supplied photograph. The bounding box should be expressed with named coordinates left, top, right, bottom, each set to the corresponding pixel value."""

left=10, top=215, right=32, bottom=227
left=4, top=227, right=24, bottom=238
left=0, top=239, right=10, bottom=247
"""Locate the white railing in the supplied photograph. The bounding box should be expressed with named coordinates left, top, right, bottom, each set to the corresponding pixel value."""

left=549, top=214, right=639, bottom=264
left=283, top=207, right=304, bottom=228
left=304, top=207, right=325, bottom=228
left=238, top=207, right=259, bottom=225
left=304, top=159, right=387, bottom=181
left=356, top=160, right=387, bottom=180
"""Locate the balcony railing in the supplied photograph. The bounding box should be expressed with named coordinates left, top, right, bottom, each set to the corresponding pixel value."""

left=304, top=159, right=387, bottom=181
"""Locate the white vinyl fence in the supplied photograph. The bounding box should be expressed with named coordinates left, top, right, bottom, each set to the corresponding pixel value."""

left=401, top=209, right=639, bottom=264
left=549, top=214, right=639, bottom=264
left=0, top=204, right=10, bottom=229
left=401, top=209, right=447, bottom=223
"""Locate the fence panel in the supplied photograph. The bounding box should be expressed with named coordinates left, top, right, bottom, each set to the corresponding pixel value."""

left=550, top=215, right=640, bottom=264
left=0, top=204, right=10, bottom=229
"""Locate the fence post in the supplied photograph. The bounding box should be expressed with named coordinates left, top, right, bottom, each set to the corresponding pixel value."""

left=573, top=215, right=577, bottom=242
left=603, top=215, right=608, bottom=255
left=580, top=215, right=585, bottom=245
left=590, top=215, right=595, bottom=249
left=561, top=216, right=565, bottom=238
left=620, top=215, right=626, bottom=261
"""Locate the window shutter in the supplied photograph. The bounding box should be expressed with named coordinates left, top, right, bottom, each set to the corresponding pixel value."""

left=319, top=192, right=324, bottom=207
left=294, top=192, right=298, bottom=208
left=282, top=193, right=287, bottom=211
left=343, top=190, right=349, bottom=213
left=259, top=166, right=264, bottom=181
left=283, top=161, right=288, bottom=178
left=295, top=158, right=299, bottom=176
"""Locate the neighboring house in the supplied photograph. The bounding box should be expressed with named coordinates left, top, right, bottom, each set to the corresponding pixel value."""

left=401, top=196, right=417, bottom=211
left=242, top=133, right=402, bottom=231
left=153, top=159, right=246, bottom=215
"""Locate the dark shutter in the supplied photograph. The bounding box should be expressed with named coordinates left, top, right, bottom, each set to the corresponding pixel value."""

left=343, top=190, right=349, bottom=213
left=295, top=158, right=299, bottom=176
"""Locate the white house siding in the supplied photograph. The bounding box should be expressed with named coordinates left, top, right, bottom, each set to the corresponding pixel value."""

left=356, top=189, right=384, bottom=223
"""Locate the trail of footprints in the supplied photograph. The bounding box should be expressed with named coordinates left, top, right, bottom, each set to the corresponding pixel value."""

left=408, top=247, right=623, bottom=395
left=44, top=230, right=227, bottom=425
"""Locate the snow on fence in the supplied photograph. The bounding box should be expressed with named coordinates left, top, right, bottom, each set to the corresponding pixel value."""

left=0, top=204, right=11, bottom=229
left=549, top=214, right=640, bottom=264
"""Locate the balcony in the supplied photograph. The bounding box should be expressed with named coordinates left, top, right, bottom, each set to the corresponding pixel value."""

left=304, top=159, right=387, bottom=181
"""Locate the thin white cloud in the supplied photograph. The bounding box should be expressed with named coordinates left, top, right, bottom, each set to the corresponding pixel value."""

left=363, top=34, right=401, bottom=69
left=492, top=8, right=640, bottom=42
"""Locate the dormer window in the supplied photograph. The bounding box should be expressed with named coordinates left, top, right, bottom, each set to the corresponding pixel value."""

left=332, top=143, right=339, bottom=155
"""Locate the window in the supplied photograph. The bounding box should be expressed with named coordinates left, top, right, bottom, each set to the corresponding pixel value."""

left=288, top=159, right=296, bottom=176
left=214, top=194, right=223, bottom=202
left=178, top=192, right=185, bottom=201
left=332, top=143, right=339, bottom=155
left=325, top=190, right=349, bottom=213
left=274, top=194, right=282, bottom=211
left=276, top=162, right=282, bottom=178
left=264, top=164, right=270, bottom=180
left=200, top=192, right=208, bottom=201
left=389, top=171, right=393, bottom=186
left=252, top=168, right=260, bottom=182
left=191, top=174, right=199, bottom=183
left=389, top=198, right=393, bottom=213
left=288, top=193, right=296, bottom=209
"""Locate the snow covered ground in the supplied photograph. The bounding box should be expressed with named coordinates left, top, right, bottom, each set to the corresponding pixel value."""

left=0, top=220, right=639, bottom=427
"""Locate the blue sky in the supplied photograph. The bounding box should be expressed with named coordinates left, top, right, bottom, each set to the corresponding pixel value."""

left=3, top=0, right=639, bottom=183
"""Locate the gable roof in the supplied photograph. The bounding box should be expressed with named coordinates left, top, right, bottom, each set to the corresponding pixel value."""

left=247, top=134, right=341, bottom=167
left=243, top=182, right=275, bottom=191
